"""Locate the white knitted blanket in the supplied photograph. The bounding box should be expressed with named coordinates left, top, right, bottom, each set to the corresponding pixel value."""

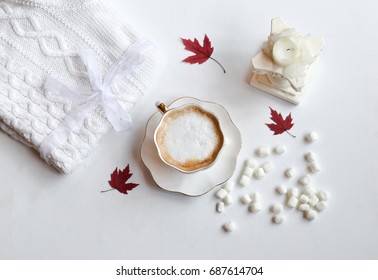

left=0, top=0, right=163, bottom=173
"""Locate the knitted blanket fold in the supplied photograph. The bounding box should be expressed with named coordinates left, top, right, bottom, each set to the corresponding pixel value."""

left=0, top=0, right=163, bottom=173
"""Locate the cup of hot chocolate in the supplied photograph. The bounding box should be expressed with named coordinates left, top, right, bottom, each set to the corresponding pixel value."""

left=154, top=102, right=224, bottom=173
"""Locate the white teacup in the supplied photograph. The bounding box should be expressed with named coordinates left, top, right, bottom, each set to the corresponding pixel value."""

left=154, top=102, right=224, bottom=173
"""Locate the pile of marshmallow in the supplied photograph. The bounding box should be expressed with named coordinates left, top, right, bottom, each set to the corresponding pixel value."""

left=213, top=131, right=330, bottom=233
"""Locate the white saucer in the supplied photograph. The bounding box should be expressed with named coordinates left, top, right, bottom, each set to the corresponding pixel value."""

left=140, top=97, right=242, bottom=196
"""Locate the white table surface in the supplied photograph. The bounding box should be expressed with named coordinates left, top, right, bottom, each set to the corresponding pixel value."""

left=1, top=0, right=378, bottom=260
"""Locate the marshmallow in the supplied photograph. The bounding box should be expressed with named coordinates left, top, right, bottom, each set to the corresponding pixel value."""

left=251, top=192, right=261, bottom=202
left=317, top=190, right=330, bottom=201
left=223, top=194, right=233, bottom=206
left=275, top=185, right=287, bottom=195
left=262, top=162, right=273, bottom=173
left=245, top=158, right=258, bottom=168
left=305, top=209, right=317, bottom=220
left=256, top=147, right=270, bottom=157
left=249, top=202, right=262, bottom=213
left=285, top=167, right=295, bottom=178
left=308, top=162, right=320, bottom=174
left=274, top=145, right=286, bottom=155
left=303, top=186, right=315, bottom=197
left=308, top=194, right=319, bottom=207
left=305, top=131, right=319, bottom=143
left=271, top=203, right=283, bottom=213
left=287, top=196, right=299, bottom=208
left=304, top=152, right=316, bottom=162
left=215, top=188, right=228, bottom=199
left=239, top=175, right=250, bottom=186
left=253, top=167, right=266, bottom=179
left=243, top=166, right=254, bottom=177
left=299, top=174, right=311, bottom=186
left=299, top=194, right=310, bottom=204
left=298, top=203, right=310, bottom=212
left=315, top=201, right=327, bottom=212
left=216, top=201, right=225, bottom=213
left=288, top=187, right=299, bottom=197
left=223, top=181, right=235, bottom=193
left=240, top=194, right=252, bottom=205
left=223, top=221, right=236, bottom=232
left=272, top=214, right=284, bottom=224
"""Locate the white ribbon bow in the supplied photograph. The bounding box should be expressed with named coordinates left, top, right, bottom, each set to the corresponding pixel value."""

left=40, top=39, right=152, bottom=161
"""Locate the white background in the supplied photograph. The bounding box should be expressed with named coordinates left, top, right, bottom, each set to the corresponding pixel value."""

left=1, top=0, right=377, bottom=259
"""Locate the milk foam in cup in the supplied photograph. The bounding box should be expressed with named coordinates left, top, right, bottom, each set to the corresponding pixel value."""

left=154, top=102, right=224, bottom=173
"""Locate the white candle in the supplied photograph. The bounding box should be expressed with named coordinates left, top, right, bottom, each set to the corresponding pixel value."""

left=272, top=37, right=300, bottom=66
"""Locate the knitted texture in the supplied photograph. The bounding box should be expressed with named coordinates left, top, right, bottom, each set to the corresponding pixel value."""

left=0, top=0, right=163, bottom=173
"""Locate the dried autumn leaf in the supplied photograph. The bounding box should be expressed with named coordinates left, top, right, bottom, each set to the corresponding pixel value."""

left=265, top=107, right=296, bottom=137
left=102, top=164, right=139, bottom=195
left=181, top=34, right=226, bottom=73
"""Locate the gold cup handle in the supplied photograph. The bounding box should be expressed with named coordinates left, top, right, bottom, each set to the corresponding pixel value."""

left=155, top=101, right=168, bottom=115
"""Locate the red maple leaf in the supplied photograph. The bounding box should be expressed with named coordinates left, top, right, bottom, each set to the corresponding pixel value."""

left=265, top=107, right=296, bottom=137
left=102, top=164, right=139, bottom=195
left=181, top=34, right=226, bottom=73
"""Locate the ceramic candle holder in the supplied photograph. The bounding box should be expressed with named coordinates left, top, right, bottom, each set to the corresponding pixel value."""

left=250, top=17, right=325, bottom=104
